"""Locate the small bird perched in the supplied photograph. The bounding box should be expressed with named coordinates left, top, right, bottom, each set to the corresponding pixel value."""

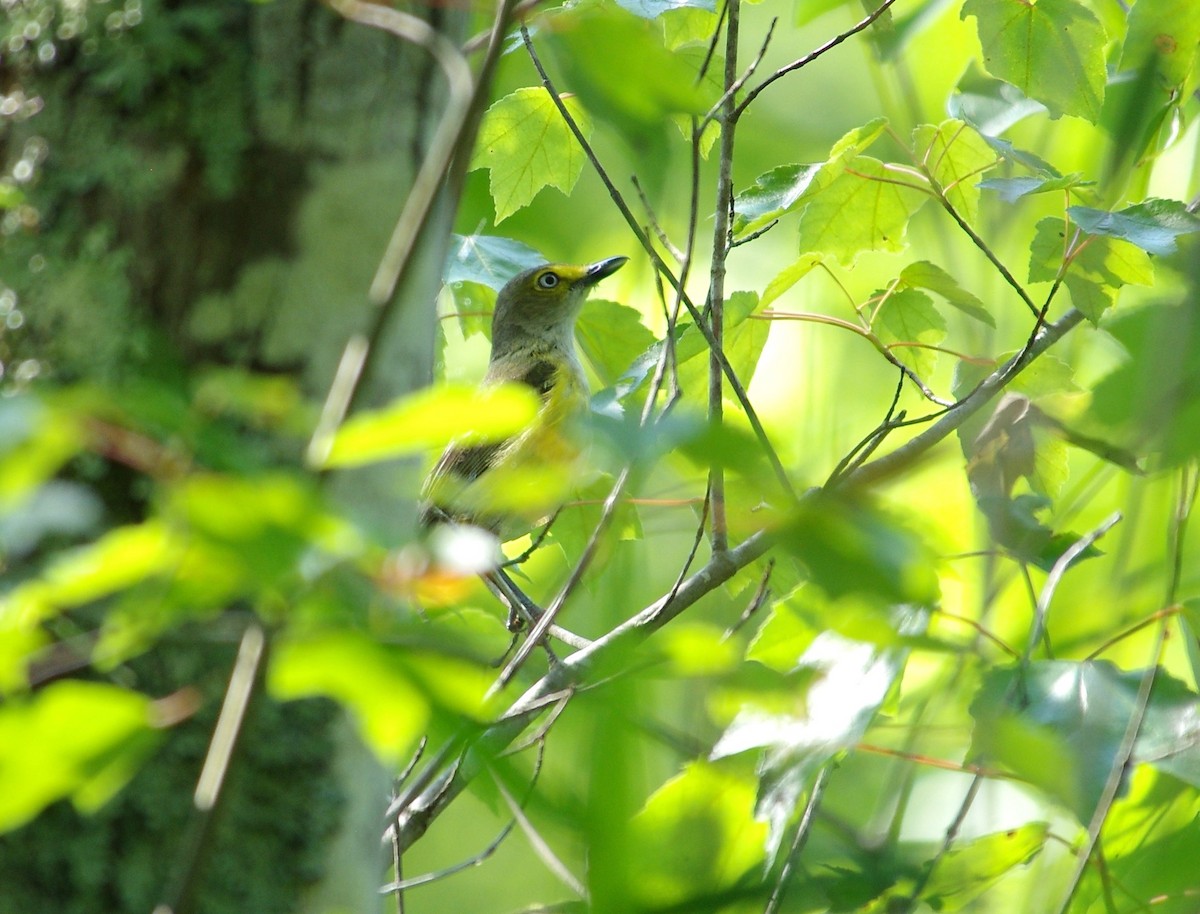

left=421, top=255, right=628, bottom=630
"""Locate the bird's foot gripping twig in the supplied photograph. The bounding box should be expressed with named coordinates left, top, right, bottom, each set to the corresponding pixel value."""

left=484, top=568, right=592, bottom=657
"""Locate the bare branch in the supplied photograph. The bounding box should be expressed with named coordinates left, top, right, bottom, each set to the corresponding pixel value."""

left=520, top=26, right=799, bottom=506
left=734, top=0, right=900, bottom=119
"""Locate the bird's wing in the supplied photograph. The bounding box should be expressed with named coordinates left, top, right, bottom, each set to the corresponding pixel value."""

left=486, top=355, right=559, bottom=398
left=420, top=355, right=566, bottom=529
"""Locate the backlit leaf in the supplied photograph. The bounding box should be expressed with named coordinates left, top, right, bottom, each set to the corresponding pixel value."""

left=576, top=299, right=657, bottom=388
left=922, top=823, right=1049, bottom=912
left=971, top=661, right=1200, bottom=823
left=761, top=253, right=824, bottom=307
left=0, top=681, right=159, bottom=832
left=323, top=384, right=540, bottom=468
left=1120, top=0, right=1200, bottom=89
left=445, top=235, right=546, bottom=290
left=714, top=605, right=927, bottom=861
left=1068, top=199, right=1200, bottom=256
left=733, top=118, right=889, bottom=237
left=1029, top=217, right=1154, bottom=322
left=471, top=88, right=593, bottom=222
left=898, top=260, right=994, bottom=326
left=269, top=631, right=494, bottom=765
left=628, top=762, right=767, bottom=907
left=796, top=156, right=929, bottom=265
left=913, top=119, right=998, bottom=222
left=947, top=62, right=1047, bottom=135
left=961, top=0, right=1107, bottom=122
left=874, top=287, right=947, bottom=378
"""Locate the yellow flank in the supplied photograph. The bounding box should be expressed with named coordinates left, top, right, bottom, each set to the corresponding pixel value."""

left=422, top=255, right=628, bottom=537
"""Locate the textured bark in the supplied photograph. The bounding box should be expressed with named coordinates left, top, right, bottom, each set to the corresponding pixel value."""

left=0, top=1, right=464, bottom=910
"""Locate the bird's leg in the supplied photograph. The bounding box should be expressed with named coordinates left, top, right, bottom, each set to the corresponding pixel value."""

left=483, top=568, right=592, bottom=654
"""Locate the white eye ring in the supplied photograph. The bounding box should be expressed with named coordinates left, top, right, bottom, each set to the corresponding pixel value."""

left=536, top=272, right=560, bottom=289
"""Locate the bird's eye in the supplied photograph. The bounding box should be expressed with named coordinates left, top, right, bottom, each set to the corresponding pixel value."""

left=536, top=272, right=560, bottom=290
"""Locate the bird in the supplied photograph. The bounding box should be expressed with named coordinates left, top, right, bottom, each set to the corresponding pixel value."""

left=420, top=254, right=628, bottom=634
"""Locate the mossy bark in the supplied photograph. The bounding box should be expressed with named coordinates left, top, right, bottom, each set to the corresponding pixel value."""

left=0, top=1, right=463, bottom=910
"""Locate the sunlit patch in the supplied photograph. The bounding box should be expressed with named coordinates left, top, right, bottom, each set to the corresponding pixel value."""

left=377, top=526, right=501, bottom=607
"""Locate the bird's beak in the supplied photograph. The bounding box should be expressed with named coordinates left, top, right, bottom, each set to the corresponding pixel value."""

left=581, top=256, right=628, bottom=286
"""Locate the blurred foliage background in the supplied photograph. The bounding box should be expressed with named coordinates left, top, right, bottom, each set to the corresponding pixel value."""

left=1, top=0, right=1199, bottom=912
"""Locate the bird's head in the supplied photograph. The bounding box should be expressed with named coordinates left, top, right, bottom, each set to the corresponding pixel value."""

left=491, top=255, right=628, bottom=351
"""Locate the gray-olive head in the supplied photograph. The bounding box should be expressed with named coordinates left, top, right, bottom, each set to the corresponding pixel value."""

left=490, top=256, right=628, bottom=352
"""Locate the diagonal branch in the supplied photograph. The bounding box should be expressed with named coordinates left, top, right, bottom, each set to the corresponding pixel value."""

left=520, top=26, right=799, bottom=506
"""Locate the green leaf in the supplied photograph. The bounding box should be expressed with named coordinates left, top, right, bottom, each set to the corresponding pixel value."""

left=24, top=521, right=178, bottom=616
left=323, top=384, right=540, bottom=468
left=628, top=762, right=767, bottom=908
left=714, top=605, right=927, bottom=861
left=961, top=0, right=1107, bottom=123
left=576, top=299, right=657, bottom=388
left=947, top=61, right=1047, bottom=135
left=1068, top=199, right=1200, bottom=255
left=874, top=287, right=947, bottom=378
left=1084, top=302, right=1200, bottom=466
left=921, top=823, right=1049, bottom=912
left=168, top=473, right=327, bottom=588
left=614, top=0, right=715, bottom=19
left=796, top=156, right=929, bottom=265
left=912, top=119, right=998, bottom=222
left=978, top=173, right=1088, bottom=203
left=745, top=593, right=820, bottom=673
left=776, top=492, right=940, bottom=606
left=657, top=622, right=739, bottom=676
left=733, top=163, right=825, bottom=237
left=675, top=291, right=768, bottom=399
left=0, top=681, right=159, bottom=832
left=722, top=291, right=770, bottom=389
left=1092, top=797, right=1200, bottom=914
left=971, top=661, right=1200, bottom=823
left=733, top=118, right=889, bottom=237
left=445, top=234, right=545, bottom=290
left=1029, top=217, right=1154, bottom=322
left=269, top=631, right=494, bottom=765
left=978, top=134, right=1061, bottom=177
left=470, top=88, right=593, bottom=222
left=898, top=260, right=995, bottom=326
left=547, top=6, right=715, bottom=169
left=660, top=6, right=719, bottom=49
left=0, top=396, right=83, bottom=508
left=761, top=253, right=824, bottom=307
left=1120, top=0, right=1200, bottom=89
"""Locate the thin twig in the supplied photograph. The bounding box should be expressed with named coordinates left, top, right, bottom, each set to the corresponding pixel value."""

left=391, top=529, right=774, bottom=853
left=840, top=307, right=1084, bottom=489
left=321, top=0, right=520, bottom=423
left=706, top=0, right=742, bottom=555
left=1022, top=514, right=1122, bottom=665
left=698, top=16, right=777, bottom=131
left=933, top=186, right=1041, bottom=318
left=495, top=767, right=588, bottom=898
left=723, top=557, right=773, bottom=639
left=734, top=0, right=900, bottom=119
left=155, top=625, right=267, bottom=914
left=825, top=368, right=905, bottom=486
left=520, top=26, right=799, bottom=506
left=763, top=764, right=834, bottom=914
left=631, top=175, right=684, bottom=263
